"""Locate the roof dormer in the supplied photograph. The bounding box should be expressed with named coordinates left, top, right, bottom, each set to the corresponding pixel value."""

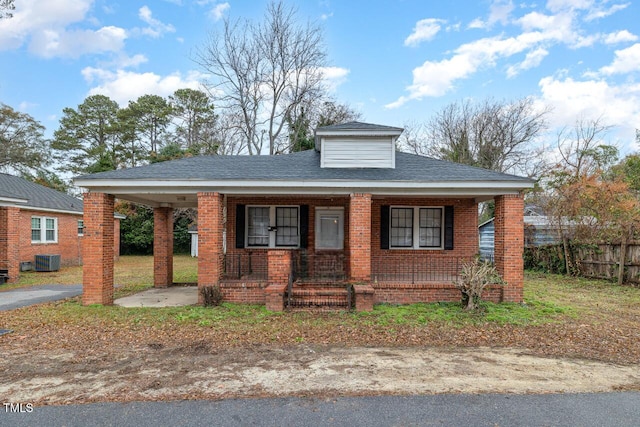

left=314, top=121, right=403, bottom=169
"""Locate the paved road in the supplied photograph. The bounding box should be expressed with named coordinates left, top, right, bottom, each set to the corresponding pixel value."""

left=0, top=284, right=82, bottom=311
left=1, top=392, right=639, bottom=427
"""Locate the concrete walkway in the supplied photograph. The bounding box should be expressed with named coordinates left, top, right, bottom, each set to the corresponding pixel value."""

left=0, top=284, right=198, bottom=311
left=0, top=284, right=82, bottom=311
left=114, top=286, right=198, bottom=308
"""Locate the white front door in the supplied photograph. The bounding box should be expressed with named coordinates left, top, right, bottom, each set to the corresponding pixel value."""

left=315, top=208, right=344, bottom=250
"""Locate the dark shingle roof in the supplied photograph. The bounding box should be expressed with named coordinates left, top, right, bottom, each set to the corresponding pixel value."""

left=75, top=150, right=532, bottom=184
left=0, top=173, right=83, bottom=213
left=316, top=121, right=403, bottom=132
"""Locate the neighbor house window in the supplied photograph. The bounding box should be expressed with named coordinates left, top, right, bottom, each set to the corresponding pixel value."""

left=246, top=206, right=299, bottom=248
left=31, top=216, right=58, bottom=243
left=390, top=207, right=443, bottom=249
left=77, top=220, right=84, bottom=236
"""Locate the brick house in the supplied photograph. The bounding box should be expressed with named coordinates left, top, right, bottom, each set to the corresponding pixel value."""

left=0, top=173, right=122, bottom=283
left=74, top=122, right=533, bottom=310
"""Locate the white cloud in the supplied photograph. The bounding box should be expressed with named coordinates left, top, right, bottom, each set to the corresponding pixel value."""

left=210, top=3, right=230, bottom=21
left=604, top=30, right=638, bottom=45
left=599, top=43, right=640, bottom=75
left=319, top=66, right=350, bottom=92
left=29, top=26, right=127, bottom=58
left=320, top=12, right=334, bottom=21
left=404, top=18, right=445, bottom=47
left=136, top=6, right=176, bottom=38
left=0, top=0, right=128, bottom=57
left=467, top=0, right=514, bottom=29
left=388, top=0, right=632, bottom=109
left=83, top=68, right=207, bottom=106
left=507, top=47, right=549, bottom=77
left=488, top=0, right=515, bottom=26
left=585, top=2, right=629, bottom=21
left=538, top=75, right=640, bottom=151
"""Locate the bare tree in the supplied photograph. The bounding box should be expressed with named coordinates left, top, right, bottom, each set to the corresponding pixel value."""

left=0, top=0, right=15, bottom=19
left=196, top=1, right=327, bottom=155
left=556, top=116, right=615, bottom=180
left=403, top=98, right=549, bottom=176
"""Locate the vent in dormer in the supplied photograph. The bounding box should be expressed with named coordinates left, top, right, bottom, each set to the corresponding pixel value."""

left=314, top=122, right=403, bottom=169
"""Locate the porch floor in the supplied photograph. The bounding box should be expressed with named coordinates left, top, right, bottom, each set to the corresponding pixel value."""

left=115, top=286, right=198, bottom=308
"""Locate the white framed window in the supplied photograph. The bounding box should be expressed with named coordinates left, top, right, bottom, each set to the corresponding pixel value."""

left=77, top=220, right=84, bottom=236
left=246, top=206, right=299, bottom=248
left=390, top=207, right=443, bottom=249
left=31, top=216, right=58, bottom=243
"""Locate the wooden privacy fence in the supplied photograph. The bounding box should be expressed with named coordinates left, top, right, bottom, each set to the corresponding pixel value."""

left=525, top=241, right=640, bottom=285
left=575, top=241, right=640, bottom=285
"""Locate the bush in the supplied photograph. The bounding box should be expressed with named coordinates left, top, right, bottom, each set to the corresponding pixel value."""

left=200, top=285, right=224, bottom=307
left=454, top=258, right=503, bottom=310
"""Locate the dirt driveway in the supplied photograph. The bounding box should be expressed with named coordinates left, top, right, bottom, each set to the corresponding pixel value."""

left=1, top=343, right=638, bottom=405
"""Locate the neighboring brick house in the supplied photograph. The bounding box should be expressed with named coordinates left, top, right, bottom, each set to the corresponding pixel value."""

left=0, top=173, right=122, bottom=283
left=75, top=122, right=533, bottom=310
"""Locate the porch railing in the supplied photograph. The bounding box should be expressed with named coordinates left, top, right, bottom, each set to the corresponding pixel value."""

left=371, top=255, right=471, bottom=284
left=222, top=252, right=268, bottom=280
left=291, top=250, right=346, bottom=282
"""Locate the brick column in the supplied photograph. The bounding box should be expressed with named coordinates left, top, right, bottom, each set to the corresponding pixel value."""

left=154, top=207, right=174, bottom=288
left=349, top=193, right=372, bottom=282
left=197, top=192, right=224, bottom=303
left=494, top=193, right=524, bottom=302
left=0, top=207, right=20, bottom=283
left=82, top=192, right=115, bottom=305
left=265, top=250, right=291, bottom=311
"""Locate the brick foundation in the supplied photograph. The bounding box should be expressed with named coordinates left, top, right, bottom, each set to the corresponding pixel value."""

left=372, top=281, right=503, bottom=304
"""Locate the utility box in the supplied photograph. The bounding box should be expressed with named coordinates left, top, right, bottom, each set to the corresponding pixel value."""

left=20, top=261, right=33, bottom=272
left=35, top=254, right=61, bottom=272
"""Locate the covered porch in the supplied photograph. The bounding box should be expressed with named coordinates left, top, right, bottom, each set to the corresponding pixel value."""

left=79, top=190, right=524, bottom=311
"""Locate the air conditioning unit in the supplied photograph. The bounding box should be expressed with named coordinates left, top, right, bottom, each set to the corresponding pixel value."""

left=35, top=254, right=61, bottom=272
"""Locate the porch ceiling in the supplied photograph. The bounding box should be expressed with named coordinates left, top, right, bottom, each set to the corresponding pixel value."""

left=87, top=187, right=505, bottom=208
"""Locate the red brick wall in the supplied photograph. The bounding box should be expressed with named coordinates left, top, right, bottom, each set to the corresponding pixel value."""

left=82, top=193, right=115, bottom=305
left=225, top=195, right=350, bottom=260
left=369, top=197, right=480, bottom=303
left=218, top=195, right=485, bottom=305
left=18, top=210, right=84, bottom=268
left=0, top=207, right=20, bottom=283
left=494, top=194, right=524, bottom=302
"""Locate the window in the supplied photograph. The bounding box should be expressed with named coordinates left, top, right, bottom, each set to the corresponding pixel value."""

left=247, top=207, right=270, bottom=246
left=276, top=207, right=299, bottom=246
left=419, top=208, right=442, bottom=248
left=78, top=220, right=84, bottom=236
left=390, top=208, right=413, bottom=247
left=390, top=207, right=443, bottom=249
left=246, top=206, right=299, bottom=248
left=31, top=216, right=58, bottom=243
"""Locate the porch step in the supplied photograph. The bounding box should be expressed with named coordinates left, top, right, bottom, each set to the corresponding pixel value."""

left=286, top=282, right=352, bottom=309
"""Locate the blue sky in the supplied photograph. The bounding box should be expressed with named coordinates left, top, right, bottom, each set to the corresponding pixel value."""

left=1, top=0, right=639, bottom=154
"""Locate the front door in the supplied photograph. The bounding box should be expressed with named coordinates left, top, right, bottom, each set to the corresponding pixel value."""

left=315, top=208, right=344, bottom=250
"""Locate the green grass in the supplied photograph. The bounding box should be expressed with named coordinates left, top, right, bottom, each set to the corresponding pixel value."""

left=5, top=258, right=639, bottom=330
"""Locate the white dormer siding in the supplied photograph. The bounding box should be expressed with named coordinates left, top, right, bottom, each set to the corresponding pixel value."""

left=314, top=122, right=404, bottom=169
left=320, top=137, right=396, bottom=168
